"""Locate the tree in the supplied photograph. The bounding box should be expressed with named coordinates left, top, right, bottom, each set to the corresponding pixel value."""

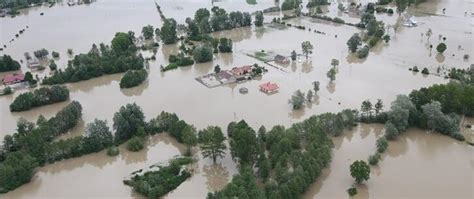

left=193, top=45, right=213, bottom=63
left=327, top=68, right=336, bottom=82
left=127, top=136, right=145, bottom=152
left=142, top=25, right=154, bottom=40
left=357, top=46, right=370, bottom=58
left=254, top=11, right=264, bottom=27
left=384, top=121, right=399, bottom=140
left=301, top=41, right=313, bottom=59
left=313, top=81, right=320, bottom=94
left=350, top=160, right=370, bottom=183
left=161, top=18, right=178, bottom=44
left=198, top=126, right=227, bottom=164
left=218, top=38, right=233, bottom=53
left=0, top=151, right=38, bottom=192
left=0, top=55, right=21, bottom=72
left=84, top=119, right=113, bottom=152
left=374, top=99, right=383, bottom=115
left=120, top=69, right=148, bottom=88
left=436, top=43, right=447, bottom=53
left=376, top=137, right=388, bottom=153
left=214, top=65, right=221, bottom=73
left=306, top=90, right=314, bottom=102
left=228, top=120, right=259, bottom=165
left=49, top=60, right=57, bottom=70
left=195, top=8, right=211, bottom=23
left=395, top=0, right=409, bottom=14
left=421, top=101, right=460, bottom=135
left=347, top=34, right=361, bottom=53
left=291, top=50, right=297, bottom=61
left=361, top=100, right=373, bottom=117
left=289, top=90, right=305, bottom=110
left=113, top=103, right=146, bottom=143
left=111, top=32, right=134, bottom=53
left=331, top=59, right=339, bottom=68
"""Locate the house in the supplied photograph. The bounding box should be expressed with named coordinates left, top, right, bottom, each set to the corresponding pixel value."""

left=230, top=65, right=252, bottom=76
left=27, top=58, right=41, bottom=69
left=3, top=73, right=25, bottom=85
left=404, top=16, right=417, bottom=27
left=259, top=82, right=279, bottom=93
left=216, top=70, right=235, bottom=84
left=274, top=55, right=290, bottom=64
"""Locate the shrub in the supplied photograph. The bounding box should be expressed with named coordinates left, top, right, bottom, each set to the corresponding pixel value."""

left=347, top=187, right=357, bottom=196
left=127, top=136, right=145, bottom=152
left=120, top=69, right=148, bottom=88
left=412, top=66, right=419, bottom=72
left=107, top=146, right=120, bottom=156
left=2, top=87, right=13, bottom=95
left=368, top=152, right=381, bottom=165
left=357, top=46, right=370, bottom=58
left=52, top=51, right=60, bottom=58
left=436, top=43, right=447, bottom=53
left=162, top=63, right=178, bottom=71
left=387, top=8, right=394, bottom=14
left=376, top=137, right=388, bottom=153
left=193, top=45, right=213, bottom=63
left=421, top=68, right=429, bottom=75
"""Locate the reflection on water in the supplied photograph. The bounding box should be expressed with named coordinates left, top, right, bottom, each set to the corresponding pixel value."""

left=304, top=124, right=473, bottom=199
left=0, top=0, right=472, bottom=198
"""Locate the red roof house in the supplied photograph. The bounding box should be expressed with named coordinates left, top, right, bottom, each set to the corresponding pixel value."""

left=230, top=65, right=252, bottom=76
left=259, top=82, right=279, bottom=93
left=2, top=73, right=25, bottom=85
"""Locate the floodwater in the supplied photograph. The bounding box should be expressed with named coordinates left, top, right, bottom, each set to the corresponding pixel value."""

left=0, top=0, right=472, bottom=198
left=304, top=124, right=473, bottom=199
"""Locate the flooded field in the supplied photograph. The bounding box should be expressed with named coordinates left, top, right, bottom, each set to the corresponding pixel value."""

left=304, top=124, right=473, bottom=199
left=1, top=0, right=473, bottom=198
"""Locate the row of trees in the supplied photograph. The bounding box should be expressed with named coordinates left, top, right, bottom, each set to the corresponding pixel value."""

left=0, top=101, right=83, bottom=193
left=9, top=85, right=69, bottom=112
left=42, top=32, right=145, bottom=85
left=209, top=109, right=357, bottom=198
left=0, top=55, right=21, bottom=72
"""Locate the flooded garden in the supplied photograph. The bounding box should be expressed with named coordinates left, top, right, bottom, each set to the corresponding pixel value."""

left=0, top=0, right=472, bottom=198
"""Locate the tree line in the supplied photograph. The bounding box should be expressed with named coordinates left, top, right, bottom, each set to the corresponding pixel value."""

left=9, top=85, right=69, bottom=112
left=42, top=32, right=145, bottom=85
left=208, top=109, right=357, bottom=198
left=0, top=55, right=21, bottom=72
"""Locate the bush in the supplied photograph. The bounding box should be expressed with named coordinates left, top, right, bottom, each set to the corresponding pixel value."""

left=119, top=69, right=148, bottom=88
left=193, top=45, right=213, bottom=63
left=421, top=68, right=429, bottom=75
left=387, top=8, right=394, bottom=14
left=162, top=63, right=178, bottom=71
left=436, top=43, right=447, bottom=53
left=107, top=146, right=120, bottom=156
left=347, top=187, right=358, bottom=196
left=127, top=136, right=145, bottom=152
left=52, top=51, right=60, bottom=58
left=376, top=137, right=388, bottom=153
left=368, top=153, right=381, bottom=165
left=2, top=87, right=13, bottom=95
left=357, top=46, right=370, bottom=58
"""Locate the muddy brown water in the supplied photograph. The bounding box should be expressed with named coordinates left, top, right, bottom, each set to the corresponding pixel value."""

left=0, top=0, right=473, bottom=198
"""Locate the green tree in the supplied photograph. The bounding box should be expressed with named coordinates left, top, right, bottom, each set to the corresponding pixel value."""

left=127, top=136, right=145, bottom=152
left=361, top=100, right=373, bottom=117
left=228, top=120, right=259, bottom=165
left=289, top=90, right=305, bottom=110
left=374, top=99, right=384, bottom=115
left=142, top=25, right=154, bottom=40
left=384, top=121, right=399, bottom=140
left=84, top=119, right=114, bottom=152
left=350, top=160, right=370, bottom=183
left=301, top=41, right=313, bottom=59
left=347, top=34, right=361, bottom=53
left=327, top=67, right=336, bottom=82
left=331, top=59, right=339, bottom=68
left=198, top=126, right=227, bottom=164
left=436, top=43, right=447, bottom=53
left=254, top=11, right=264, bottom=27
left=111, top=32, right=134, bottom=53
left=376, top=137, right=388, bottom=153
left=0, top=151, right=38, bottom=192
left=306, top=90, right=314, bottom=102
left=49, top=60, right=57, bottom=70
left=161, top=18, right=178, bottom=44
left=313, top=81, right=320, bottom=94
left=193, top=45, right=213, bottom=63
left=195, top=8, right=211, bottom=23
left=395, top=0, right=409, bottom=14
left=291, top=50, right=297, bottom=61
left=113, top=103, right=146, bottom=143
left=0, top=55, right=21, bottom=72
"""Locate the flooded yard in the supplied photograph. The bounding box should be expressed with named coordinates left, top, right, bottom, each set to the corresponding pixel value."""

left=0, top=0, right=472, bottom=198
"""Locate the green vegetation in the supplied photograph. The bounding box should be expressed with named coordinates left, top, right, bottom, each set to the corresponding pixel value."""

left=33, top=48, right=49, bottom=59
left=113, top=103, right=146, bottom=143
left=347, top=34, right=362, bottom=53
left=368, top=152, right=381, bottom=165
left=0, top=55, right=21, bottom=72
left=436, top=43, right=447, bottom=53
left=198, top=126, right=227, bottom=164
left=350, top=160, right=370, bottom=183
left=255, top=11, right=264, bottom=26
left=141, top=25, right=154, bottom=40
left=218, top=38, right=233, bottom=53
left=1, top=86, right=13, bottom=96
left=49, top=60, right=57, bottom=70
left=106, top=146, right=120, bottom=156
left=161, top=18, right=178, bottom=44
left=9, top=85, right=69, bottom=112
left=210, top=110, right=356, bottom=198
left=307, top=0, right=330, bottom=8
left=124, top=157, right=193, bottom=198
left=52, top=51, right=60, bottom=58
left=301, top=41, right=313, bottom=59
left=42, top=33, right=144, bottom=85
left=347, top=187, right=358, bottom=196
left=289, top=90, right=305, bottom=110
left=193, top=45, right=213, bottom=63
left=162, top=63, right=178, bottom=71
left=0, top=101, right=83, bottom=193
left=169, top=53, right=194, bottom=67
left=119, top=69, right=148, bottom=88
left=126, top=136, right=145, bottom=152
left=327, top=67, right=337, bottom=82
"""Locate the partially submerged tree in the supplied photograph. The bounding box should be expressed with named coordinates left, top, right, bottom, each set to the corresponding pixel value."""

left=301, top=41, right=314, bottom=59
left=198, top=126, right=227, bottom=164
left=289, top=90, right=305, bottom=110
left=350, top=160, right=370, bottom=184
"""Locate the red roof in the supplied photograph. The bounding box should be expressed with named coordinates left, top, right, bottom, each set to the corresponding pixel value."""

left=3, top=73, right=25, bottom=84
left=231, top=65, right=253, bottom=75
left=259, top=82, right=279, bottom=91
